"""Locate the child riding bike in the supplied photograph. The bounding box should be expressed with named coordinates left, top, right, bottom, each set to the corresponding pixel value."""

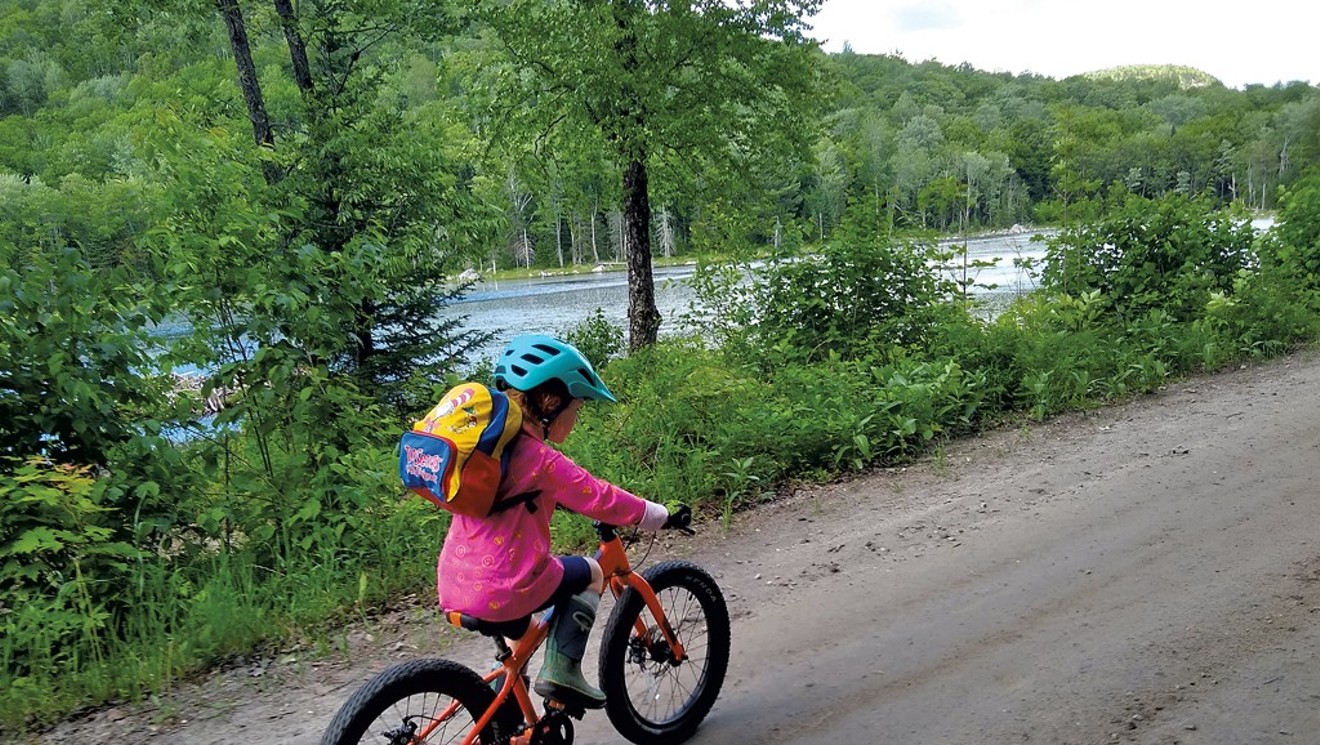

left=436, top=334, right=686, bottom=710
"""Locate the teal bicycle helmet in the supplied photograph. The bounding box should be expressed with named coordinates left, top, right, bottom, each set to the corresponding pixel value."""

left=493, top=334, right=617, bottom=403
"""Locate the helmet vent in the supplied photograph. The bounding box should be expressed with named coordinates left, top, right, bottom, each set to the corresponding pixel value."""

left=490, top=334, right=614, bottom=402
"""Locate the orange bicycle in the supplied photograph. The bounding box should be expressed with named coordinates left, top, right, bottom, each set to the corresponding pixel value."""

left=319, top=520, right=730, bottom=745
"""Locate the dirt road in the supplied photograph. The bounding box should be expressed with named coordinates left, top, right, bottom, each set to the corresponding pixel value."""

left=31, top=349, right=1320, bottom=745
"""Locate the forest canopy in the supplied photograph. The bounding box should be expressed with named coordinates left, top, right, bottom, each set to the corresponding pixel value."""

left=3, top=0, right=1320, bottom=734
left=2, top=0, right=1318, bottom=275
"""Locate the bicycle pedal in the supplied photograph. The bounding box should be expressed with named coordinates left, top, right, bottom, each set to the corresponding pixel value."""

left=542, top=696, right=589, bottom=719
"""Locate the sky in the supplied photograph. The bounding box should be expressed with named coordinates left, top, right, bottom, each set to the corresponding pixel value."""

left=807, top=0, right=1318, bottom=90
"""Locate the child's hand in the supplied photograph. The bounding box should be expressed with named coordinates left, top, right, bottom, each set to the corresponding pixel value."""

left=663, top=502, right=693, bottom=532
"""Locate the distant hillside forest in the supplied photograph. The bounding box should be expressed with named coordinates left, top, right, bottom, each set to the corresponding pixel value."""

left=2, top=0, right=1318, bottom=275
left=7, top=3, right=1320, bottom=732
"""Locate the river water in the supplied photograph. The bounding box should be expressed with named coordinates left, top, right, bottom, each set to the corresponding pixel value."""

left=444, top=230, right=1053, bottom=366
left=167, top=219, right=1276, bottom=371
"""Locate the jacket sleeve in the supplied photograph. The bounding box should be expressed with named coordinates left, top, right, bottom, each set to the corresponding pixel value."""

left=540, top=448, right=655, bottom=527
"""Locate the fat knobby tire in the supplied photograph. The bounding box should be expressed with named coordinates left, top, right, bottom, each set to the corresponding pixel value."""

left=318, top=657, right=499, bottom=745
left=599, top=560, right=731, bottom=745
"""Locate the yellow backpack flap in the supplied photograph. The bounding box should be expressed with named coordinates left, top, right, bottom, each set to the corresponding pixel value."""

left=399, top=382, right=523, bottom=518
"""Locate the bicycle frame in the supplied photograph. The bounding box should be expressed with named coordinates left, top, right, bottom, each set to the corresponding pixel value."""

left=428, top=522, right=687, bottom=745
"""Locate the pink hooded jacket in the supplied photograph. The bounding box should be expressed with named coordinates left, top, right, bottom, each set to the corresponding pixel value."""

left=436, top=434, right=662, bottom=622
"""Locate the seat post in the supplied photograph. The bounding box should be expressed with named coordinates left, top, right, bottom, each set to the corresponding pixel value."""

left=492, top=634, right=513, bottom=662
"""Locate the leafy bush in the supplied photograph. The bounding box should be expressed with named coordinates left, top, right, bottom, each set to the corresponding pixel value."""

left=0, top=248, right=174, bottom=466
left=1261, top=169, right=1320, bottom=292
left=1199, top=270, right=1320, bottom=360
left=562, top=336, right=995, bottom=522
left=0, top=460, right=138, bottom=725
left=1040, top=192, right=1257, bottom=322
left=715, top=237, right=964, bottom=366
left=562, top=308, right=625, bottom=370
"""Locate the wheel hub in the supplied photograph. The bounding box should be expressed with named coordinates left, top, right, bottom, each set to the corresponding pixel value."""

left=381, top=720, right=418, bottom=745
left=628, top=627, right=680, bottom=668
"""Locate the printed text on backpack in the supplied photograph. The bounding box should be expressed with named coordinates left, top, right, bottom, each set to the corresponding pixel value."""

left=399, top=383, right=523, bottom=518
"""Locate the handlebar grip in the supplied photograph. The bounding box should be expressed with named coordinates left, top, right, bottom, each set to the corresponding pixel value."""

left=663, top=503, right=693, bottom=532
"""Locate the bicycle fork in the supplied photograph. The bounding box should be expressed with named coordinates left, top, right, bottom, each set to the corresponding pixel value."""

left=600, top=542, right=687, bottom=665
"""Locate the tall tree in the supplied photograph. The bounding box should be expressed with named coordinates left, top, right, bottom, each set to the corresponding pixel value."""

left=207, top=1, right=490, bottom=406
left=478, top=0, right=824, bottom=349
left=213, top=0, right=279, bottom=185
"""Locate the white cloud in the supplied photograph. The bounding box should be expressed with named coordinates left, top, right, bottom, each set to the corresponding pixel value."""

left=809, top=0, right=1318, bottom=89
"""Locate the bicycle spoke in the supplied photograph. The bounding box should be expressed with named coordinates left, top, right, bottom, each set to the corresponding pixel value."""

left=320, top=659, right=495, bottom=745
left=600, top=561, right=730, bottom=745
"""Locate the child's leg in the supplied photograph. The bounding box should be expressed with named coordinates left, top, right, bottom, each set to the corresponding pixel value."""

left=534, top=556, right=607, bottom=708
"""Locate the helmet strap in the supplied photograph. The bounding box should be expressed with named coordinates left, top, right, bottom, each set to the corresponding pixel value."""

left=539, top=398, right=573, bottom=427
left=514, top=380, right=575, bottom=437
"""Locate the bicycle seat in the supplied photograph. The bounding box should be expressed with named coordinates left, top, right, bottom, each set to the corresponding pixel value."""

left=444, top=610, right=530, bottom=639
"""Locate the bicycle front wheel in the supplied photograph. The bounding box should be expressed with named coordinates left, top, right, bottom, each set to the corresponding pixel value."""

left=599, top=560, right=731, bottom=745
left=319, top=658, right=502, bottom=745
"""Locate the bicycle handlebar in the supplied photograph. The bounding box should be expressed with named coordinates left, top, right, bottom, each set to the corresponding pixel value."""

left=592, top=503, right=694, bottom=540
left=663, top=504, right=694, bottom=534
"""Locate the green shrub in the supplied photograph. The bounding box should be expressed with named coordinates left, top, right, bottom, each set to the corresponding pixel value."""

left=561, top=308, right=626, bottom=370
left=0, top=248, right=174, bottom=467
left=727, top=236, right=963, bottom=366
left=1261, top=169, right=1320, bottom=291
left=0, top=460, right=138, bottom=728
left=1040, top=192, right=1257, bottom=322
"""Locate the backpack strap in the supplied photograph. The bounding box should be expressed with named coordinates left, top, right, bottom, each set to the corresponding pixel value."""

left=489, top=489, right=541, bottom=515
left=485, top=432, right=539, bottom=515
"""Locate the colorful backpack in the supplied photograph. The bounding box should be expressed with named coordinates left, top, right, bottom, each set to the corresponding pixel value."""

left=399, top=382, right=525, bottom=518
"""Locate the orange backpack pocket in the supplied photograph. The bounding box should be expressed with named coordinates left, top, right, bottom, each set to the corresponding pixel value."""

left=399, top=383, right=522, bottom=518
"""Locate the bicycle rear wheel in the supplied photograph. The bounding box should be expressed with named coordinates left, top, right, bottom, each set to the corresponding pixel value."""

left=599, top=560, right=731, bottom=745
left=319, top=658, right=502, bottom=745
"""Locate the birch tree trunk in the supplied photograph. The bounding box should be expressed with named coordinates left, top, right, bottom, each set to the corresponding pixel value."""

left=657, top=205, right=675, bottom=258
left=555, top=211, right=564, bottom=268
left=591, top=198, right=601, bottom=264
left=520, top=227, right=532, bottom=269
left=569, top=212, right=582, bottom=266
left=609, top=211, right=624, bottom=262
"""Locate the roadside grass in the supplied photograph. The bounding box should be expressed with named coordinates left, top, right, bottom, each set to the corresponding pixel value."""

left=6, top=302, right=1318, bottom=734
left=6, top=191, right=1320, bottom=733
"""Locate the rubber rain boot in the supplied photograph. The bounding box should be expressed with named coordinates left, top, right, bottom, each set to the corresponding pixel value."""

left=533, top=591, right=607, bottom=709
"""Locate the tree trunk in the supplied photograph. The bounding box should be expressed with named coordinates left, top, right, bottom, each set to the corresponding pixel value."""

left=609, top=211, right=624, bottom=260
left=622, top=157, right=659, bottom=349
left=590, top=197, right=601, bottom=264
left=658, top=205, right=675, bottom=258
left=215, top=0, right=275, bottom=152
left=555, top=211, right=564, bottom=268
left=568, top=212, right=580, bottom=266
left=356, top=298, right=376, bottom=365
left=272, top=0, right=314, bottom=94
left=607, top=1, right=660, bottom=349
